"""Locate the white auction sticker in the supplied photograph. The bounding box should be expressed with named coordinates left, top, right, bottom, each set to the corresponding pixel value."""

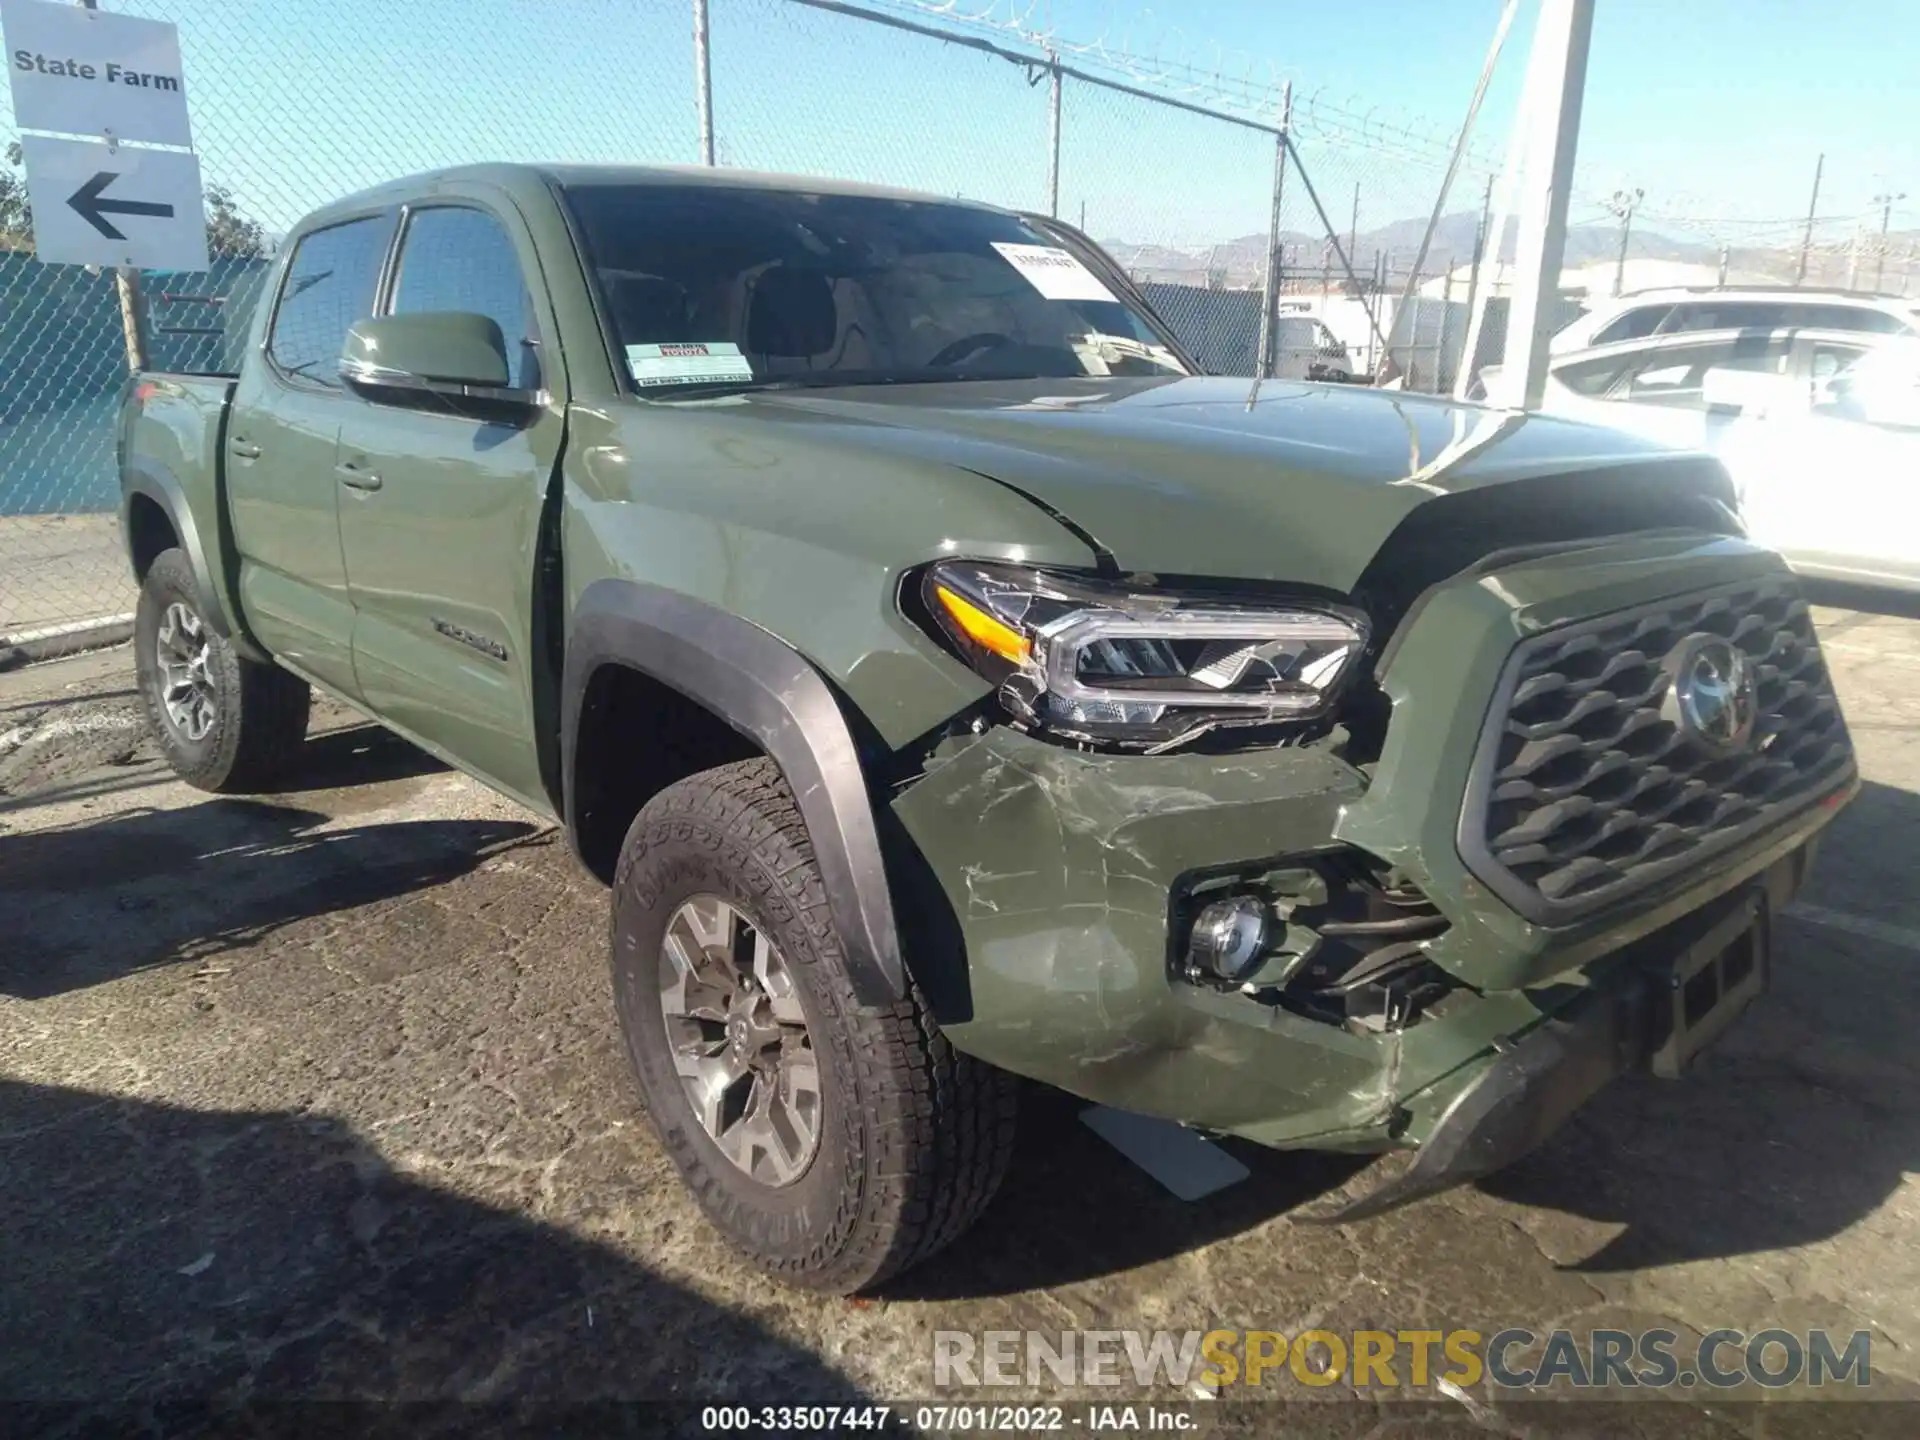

left=625, top=341, right=754, bottom=387
left=991, top=242, right=1119, bottom=304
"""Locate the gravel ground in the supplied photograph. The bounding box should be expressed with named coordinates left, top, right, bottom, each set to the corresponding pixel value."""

left=4, top=590, right=1920, bottom=1436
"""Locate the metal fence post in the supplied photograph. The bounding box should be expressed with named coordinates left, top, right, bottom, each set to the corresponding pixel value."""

left=1045, top=52, right=1062, bottom=218
left=1493, top=0, right=1595, bottom=412
left=693, top=0, right=716, bottom=166
left=76, top=0, right=148, bottom=373
left=1434, top=258, right=1456, bottom=393
left=1794, top=154, right=1823, bottom=286
left=1252, top=82, right=1293, bottom=379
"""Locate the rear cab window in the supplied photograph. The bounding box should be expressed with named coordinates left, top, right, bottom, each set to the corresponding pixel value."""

left=266, top=214, right=395, bottom=387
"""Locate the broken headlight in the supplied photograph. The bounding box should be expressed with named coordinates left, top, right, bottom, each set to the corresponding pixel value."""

left=916, top=560, right=1367, bottom=752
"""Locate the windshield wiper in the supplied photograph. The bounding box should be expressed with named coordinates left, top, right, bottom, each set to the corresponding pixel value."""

left=645, top=370, right=1051, bottom=400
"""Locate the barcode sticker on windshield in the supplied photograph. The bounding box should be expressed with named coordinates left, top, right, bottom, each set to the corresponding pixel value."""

left=991, top=243, right=1119, bottom=304
left=626, top=341, right=754, bottom=387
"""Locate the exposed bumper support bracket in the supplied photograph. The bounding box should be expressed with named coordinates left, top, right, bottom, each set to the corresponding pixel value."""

left=1297, top=882, right=1781, bottom=1225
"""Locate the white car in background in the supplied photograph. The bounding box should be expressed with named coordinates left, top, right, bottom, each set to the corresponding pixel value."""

left=1552, top=287, right=1920, bottom=355
left=1497, top=327, right=1920, bottom=592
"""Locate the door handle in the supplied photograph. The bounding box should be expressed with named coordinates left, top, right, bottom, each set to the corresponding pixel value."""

left=335, top=462, right=383, bottom=492
left=229, top=438, right=262, bottom=459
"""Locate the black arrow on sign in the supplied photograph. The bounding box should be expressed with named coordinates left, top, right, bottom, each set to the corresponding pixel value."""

left=67, top=171, right=176, bottom=241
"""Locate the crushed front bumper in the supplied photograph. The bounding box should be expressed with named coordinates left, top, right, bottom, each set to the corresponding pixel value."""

left=892, top=722, right=1840, bottom=1159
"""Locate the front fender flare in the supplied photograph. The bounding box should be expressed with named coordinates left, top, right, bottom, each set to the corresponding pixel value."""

left=561, top=579, right=906, bottom=1006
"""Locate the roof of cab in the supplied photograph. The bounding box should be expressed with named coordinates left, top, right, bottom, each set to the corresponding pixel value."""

left=295, top=162, right=1010, bottom=233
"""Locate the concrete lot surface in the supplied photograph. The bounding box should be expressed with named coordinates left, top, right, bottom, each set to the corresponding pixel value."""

left=3, top=592, right=1920, bottom=1435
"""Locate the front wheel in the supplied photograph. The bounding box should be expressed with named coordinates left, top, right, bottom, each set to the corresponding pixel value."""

left=611, top=757, right=1018, bottom=1293
left=134, top=547, right=311, bottom=793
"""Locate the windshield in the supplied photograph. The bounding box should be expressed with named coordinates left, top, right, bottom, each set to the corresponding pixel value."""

left=562, top=182, right=1191, bottom=396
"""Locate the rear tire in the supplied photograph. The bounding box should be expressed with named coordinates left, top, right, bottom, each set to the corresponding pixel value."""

left=134, top=547, right=310, bottom=793
left=610, top=757, right=1017, bottom=1293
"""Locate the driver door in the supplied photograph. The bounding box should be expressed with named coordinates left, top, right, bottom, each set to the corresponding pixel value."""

left=334, top=194, right=566, bottom=808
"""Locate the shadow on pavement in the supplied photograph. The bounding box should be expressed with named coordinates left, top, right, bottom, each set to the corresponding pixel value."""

left=886, top=1085, right=1364, bottom=1300
left=267, top=723, right=449, bottom=794
left=0, top=1079, right=874, bottom=1418
left=0, top=798, right=538, bottom=1000
left=1479, top=778, right=1920, bottom=1271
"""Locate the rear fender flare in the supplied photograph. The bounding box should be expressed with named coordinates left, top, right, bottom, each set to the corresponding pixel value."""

left=562, top=579, right=906, bottom=1006
left=121, top=459, right=233, bottom=639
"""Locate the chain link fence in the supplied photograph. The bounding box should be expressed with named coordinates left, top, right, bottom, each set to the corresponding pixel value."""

left=4, top=0, right=1904, bottom=645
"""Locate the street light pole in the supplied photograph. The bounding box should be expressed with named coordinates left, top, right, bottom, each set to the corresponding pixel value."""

left=1605, top=186, right=1643, bottom=297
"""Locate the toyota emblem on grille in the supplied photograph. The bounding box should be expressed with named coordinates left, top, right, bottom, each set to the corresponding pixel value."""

left=1662, top=633, right=1758, bottom=752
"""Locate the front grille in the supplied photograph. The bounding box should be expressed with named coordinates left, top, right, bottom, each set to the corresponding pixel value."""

left=1459, top=576, right=1852, bottom=923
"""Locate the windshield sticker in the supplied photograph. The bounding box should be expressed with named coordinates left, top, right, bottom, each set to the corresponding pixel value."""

left=990, top=243, right=1120, bottom=304
left=625, top=341, right=755, bottom=387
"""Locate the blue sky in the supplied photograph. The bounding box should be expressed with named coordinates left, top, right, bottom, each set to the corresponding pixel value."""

left=8, top=0, right=1914, bottom=252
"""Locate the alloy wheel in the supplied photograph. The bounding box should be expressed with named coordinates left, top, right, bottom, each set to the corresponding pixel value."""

left=155, top=601, right=217, bottom=742
left=658, top=894, right=822, bottom=1186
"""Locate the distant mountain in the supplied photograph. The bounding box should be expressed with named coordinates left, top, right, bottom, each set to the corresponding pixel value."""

left=1104, top=211, right=1717, bottom=288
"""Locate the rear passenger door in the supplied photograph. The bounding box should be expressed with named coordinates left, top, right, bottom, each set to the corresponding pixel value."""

left=227, top=210, right=395, bottom=698
left=334, top=194, right=565, bottom=809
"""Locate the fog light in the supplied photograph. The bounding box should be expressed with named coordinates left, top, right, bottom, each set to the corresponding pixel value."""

left=1187, top=895, right=1271, bottom=983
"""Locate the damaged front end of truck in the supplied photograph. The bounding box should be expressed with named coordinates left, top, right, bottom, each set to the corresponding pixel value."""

left=882, top=417, right=1856, bottom=1220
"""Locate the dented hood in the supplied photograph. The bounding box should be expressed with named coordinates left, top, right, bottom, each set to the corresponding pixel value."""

left=752, top=375, right=1728, bottom=592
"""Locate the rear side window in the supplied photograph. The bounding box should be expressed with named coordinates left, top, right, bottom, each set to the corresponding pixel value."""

left=1591, top=304, right=1671, bottom=345
left=267, top=215, right=394, bottom=387
left=1801, top=305, right=1911, bottom=335
left=390, top=206, right=541, bottom=389
left=1665, top=301, right=1792, bottom=333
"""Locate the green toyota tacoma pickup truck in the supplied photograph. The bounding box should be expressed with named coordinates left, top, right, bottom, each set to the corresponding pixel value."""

left=118, top=164, right=1856, bottom=1293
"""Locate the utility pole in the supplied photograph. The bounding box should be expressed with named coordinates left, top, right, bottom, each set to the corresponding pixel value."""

left=1604, top=186, right=1643, bottom=297
left=1794, top=153, right=1823, bottom=286
left=1872, top=191, right=1907, bottom=292
left=1492, top=0, right=1595, bottom=412
left=1348, top=182, right=1360, bottom=287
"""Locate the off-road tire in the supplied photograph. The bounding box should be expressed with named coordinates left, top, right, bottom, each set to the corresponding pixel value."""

left=134, top=547, right=311, bottom=793
left=611, top=757, right=1018, bottom=1293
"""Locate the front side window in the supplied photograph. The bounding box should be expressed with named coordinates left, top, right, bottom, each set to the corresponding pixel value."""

left=390, top=206, right=540, bottom=389
left=267, top=215, right=394, bottom=387
left=563, top=183, right=1191, bottom=395
left=1618, top=333, right=1792, bottom=409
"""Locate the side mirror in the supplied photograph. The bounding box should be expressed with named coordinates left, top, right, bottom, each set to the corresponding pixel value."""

left=339, top=312, right=536, bottom=410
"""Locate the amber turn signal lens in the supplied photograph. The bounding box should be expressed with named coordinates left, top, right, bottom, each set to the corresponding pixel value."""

left=933, top=584, right=1031, bottom=664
